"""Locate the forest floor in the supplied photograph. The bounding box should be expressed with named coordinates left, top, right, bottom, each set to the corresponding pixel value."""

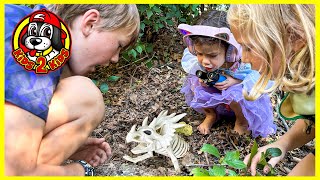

left=88, top=28, right=314, bottom=176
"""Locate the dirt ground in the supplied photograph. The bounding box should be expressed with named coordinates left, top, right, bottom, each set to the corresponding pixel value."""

left=88, top=28, right=314, bottom=176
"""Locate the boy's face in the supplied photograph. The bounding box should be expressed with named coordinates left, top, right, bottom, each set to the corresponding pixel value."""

left=70, top=26, right=133, bottom=75
left=193, top=43, right=226, bottom=72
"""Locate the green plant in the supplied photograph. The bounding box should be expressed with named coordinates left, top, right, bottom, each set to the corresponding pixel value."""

left=92, top=75, right=121, bottom=94
left=191, top=140, right=282, bottom=176
left=121, top=4, right=230, bottom=68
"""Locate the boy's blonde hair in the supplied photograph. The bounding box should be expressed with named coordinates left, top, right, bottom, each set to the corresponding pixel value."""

left=227, top=5, right=315, bottom=100
left=46, top=4, right=140, bottom=50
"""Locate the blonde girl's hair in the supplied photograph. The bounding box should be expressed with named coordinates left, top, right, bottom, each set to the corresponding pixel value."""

left=46, top=4, right=140, bottom=50
left=227, top=5, right=315, bottom=100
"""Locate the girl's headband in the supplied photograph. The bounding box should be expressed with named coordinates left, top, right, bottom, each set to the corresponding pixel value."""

left=178, top=24, right=242, bottom=62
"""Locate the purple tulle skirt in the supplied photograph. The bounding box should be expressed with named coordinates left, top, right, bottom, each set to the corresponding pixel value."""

left=181, top=75, right=276, bottom=137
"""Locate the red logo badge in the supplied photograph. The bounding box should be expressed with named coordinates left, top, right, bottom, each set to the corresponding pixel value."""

left=11, top=9, right=72, bottom=74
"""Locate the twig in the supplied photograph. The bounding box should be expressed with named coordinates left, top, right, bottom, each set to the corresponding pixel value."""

left=203, top=132, right=216, bottom=166
left=186, top=164, right=214, bottom=167
left=204, top=153, right=210, bottom=166
left=118, top=55, right=149, bottom=69
left=280, top=117, right=290, bottom=132
left=129, top=65, right=140, bottom=88
left=228, top=136, right=239, bottom=151
left=283, top=167, right=291, bottom=174
left=291, top=156, right=302, bottom=163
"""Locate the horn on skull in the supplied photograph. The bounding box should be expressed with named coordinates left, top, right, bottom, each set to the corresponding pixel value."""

left=126, top=124, right=138, bottom=143
left=129, top=124, right=137, bottom=134
left=142, top=117, right=148, bottom=126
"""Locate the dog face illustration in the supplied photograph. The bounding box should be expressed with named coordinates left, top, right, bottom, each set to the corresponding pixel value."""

left=21, top=10, right=67, bottom=57
left=25, top=22, right=53, bottom=50
left=12, top=9, right=71, bottom=74
left=22, top=22, right=64, bottom=56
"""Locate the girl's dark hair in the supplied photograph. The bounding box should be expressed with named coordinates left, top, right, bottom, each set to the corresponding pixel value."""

left=195, top=10, right=229, bottom=28
left=191, top=10, right=229, bottom=48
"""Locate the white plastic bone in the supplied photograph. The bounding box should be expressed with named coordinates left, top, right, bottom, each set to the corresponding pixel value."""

left=123, top=110, right=189, bottom=172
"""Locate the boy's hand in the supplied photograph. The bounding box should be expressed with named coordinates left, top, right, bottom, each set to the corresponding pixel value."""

left=214, top=75, right=241, bottom=90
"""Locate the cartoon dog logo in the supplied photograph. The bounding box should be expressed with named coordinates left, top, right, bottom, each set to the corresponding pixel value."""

left=12, top=9, right=71, bottom=74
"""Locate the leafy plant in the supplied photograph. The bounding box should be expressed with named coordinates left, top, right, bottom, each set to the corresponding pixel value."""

left=248, top=140, right=282, bottom=176
left=121, top=4, right=230, bottom=68
left=92, top=75, right=121, bottom=94
left=191, top=140, right=282, bottom=176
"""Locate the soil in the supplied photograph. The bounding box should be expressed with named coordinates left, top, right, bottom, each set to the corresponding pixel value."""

left=88, top=28, right=314, bottom=176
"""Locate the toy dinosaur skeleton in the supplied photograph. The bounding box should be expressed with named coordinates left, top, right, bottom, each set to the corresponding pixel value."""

left=123, top=110, right=189, bottom=172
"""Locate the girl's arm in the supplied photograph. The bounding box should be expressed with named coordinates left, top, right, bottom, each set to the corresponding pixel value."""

left=275, top=119, right=315, bottom=152
left=244, top=119, right=315, bottom=176
left=214, top=74, right=242, bottom=90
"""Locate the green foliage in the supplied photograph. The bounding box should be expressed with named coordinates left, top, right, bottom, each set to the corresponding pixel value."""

left=191, top=168, right=209, bottom=176
left=92, top=75, right=121, bottom=94
left=246, top=140, right=282, bottom=176
left=191, top=140, right=282, bottom=176
left=107, top=75, right=121, bottom=82
left=99, top=83, right=109, bottom=93
left=121, top=4, right=230, bottom=68
left=200, top=144, right=220, bottom=158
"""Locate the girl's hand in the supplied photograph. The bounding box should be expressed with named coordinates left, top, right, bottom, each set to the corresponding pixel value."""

left=214, top=74, right=241, bottom=90
left=243, top=142, right=286, bottom=176
left=199, top=79, right=208, bottom=87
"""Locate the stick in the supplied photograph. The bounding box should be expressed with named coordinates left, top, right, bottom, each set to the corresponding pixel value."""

left=280, top=117, right=290, bottom=131
left=291, top=156, right=302, bottom=163
left=229, top=136, right=239, bottom=151
left=186, top=164, right=214, bottom=167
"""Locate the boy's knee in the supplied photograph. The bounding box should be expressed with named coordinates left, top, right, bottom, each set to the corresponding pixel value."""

left=63, top=76, right=105, bottom=124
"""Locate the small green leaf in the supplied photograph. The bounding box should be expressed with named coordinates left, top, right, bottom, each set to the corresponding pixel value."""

left=180, top=18, right=186, bottom=23
left=166, top=20, right=174, bottom=26
left=227, top=169, right=238, bottom=176
left=159, top=16, right=166, bottom=22
left=265, top=148, right=282, bottom=158
left=200, top=144, right=220, bottom=158
left=146, top=10, right=153, bottom=19
left=226, top=159, right=247, bottom=170
left=190, top=168, right=209, bottom=176
left=91, top=79, right=98, bottom=86
left=175, top=11, right=181, bottom=18
left=145, top=44, right=153, bottom=53
left=145, top=59, right=153, bottom=69
left=148, top=4, right=154, bottom=8
left=225, top=151, right=240, bottom=161
left=152, top=6, right=161, bottom=13
left=266, top=163, right=276, bottom=176
left=135, top=45, right=143, bottom=54
left=191, top=4, right=199, bottom=11
left=140, top=22, right=145, bottom=32
left=248, top=140, right=259, bottom=167
left=258, top=152, right=267, bottom=166
left=107, top=76, right=120, bottom=82
left=166, top=12, right=174, bottom=19
left=154, top=24, right=159, bottom=32
left=99, top=83, right=109, bottom=93
left=209, top=165, right=226, bottom=176
left=221, top=151, right=240, bottom=165
left=158, top=23, right=164, bottom=29
left=128, top=49, right=137, bottom=59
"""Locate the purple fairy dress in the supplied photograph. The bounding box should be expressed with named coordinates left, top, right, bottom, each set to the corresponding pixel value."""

left=180, top=48, right=277, bottom=137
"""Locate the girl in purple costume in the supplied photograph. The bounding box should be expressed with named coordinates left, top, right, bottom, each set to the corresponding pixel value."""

left=178, top=11, right=276, bottom=137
